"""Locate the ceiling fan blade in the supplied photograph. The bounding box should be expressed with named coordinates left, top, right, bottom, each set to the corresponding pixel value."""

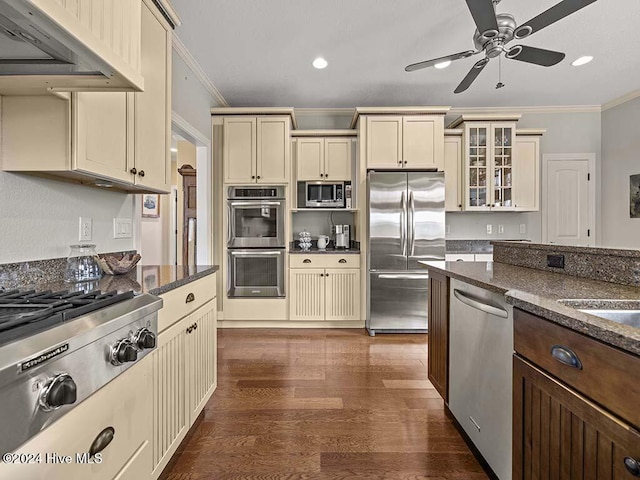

left=405, top=50, right=479, bottom=72
left=465, top=0, right=499, bottom=34
left=506, top=45, right=565, bottom=66
left=454, top=58, right=489, bottom=94
left=514, top=0, right=598, bottom=38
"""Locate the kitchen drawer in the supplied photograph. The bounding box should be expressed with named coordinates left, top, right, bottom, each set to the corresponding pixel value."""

left=0, top=358, right=150, bottom=480
left=514, top=308, right=640, bottom=429
left=158, top=273, right=217, bottom=332
left=290, top=254, right=361, bottom=269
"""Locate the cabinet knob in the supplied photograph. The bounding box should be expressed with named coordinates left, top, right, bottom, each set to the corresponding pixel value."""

left=257, top=175, right=261, bottom=179
left=130, top=167, right=137, bottom=175
left=251, top=176, right=256, bottom=179
left=320, top=273, right=324, bottom=277
left=398, top=161, right=402, bottom=165
left=325, top=273, right=329, bottom=277
left=138, top=170, right=145, bottom=177
left=624, top=457, right=640, bottom=477
left=403, top=161, right=407, bottom=164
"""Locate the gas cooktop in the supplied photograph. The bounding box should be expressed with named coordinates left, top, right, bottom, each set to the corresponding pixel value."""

left=0, top=288, right=135, bottom=347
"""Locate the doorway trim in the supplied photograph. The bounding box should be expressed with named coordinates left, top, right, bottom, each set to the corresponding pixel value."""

left=541, top=153, right=597, bottom=245
left=171, top=112, right=212, bottom=264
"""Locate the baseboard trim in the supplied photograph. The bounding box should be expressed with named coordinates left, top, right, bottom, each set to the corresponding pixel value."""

left=219, top=320, right=365, bottom=329
left=444, top=404, right=499, bottom=480
left=157, top=410, right=205, bottom=480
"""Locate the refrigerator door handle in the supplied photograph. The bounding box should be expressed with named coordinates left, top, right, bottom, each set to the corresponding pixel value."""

left=409, top=191, right=416, bottom=256
left=401, top=190, right=407, bottom=256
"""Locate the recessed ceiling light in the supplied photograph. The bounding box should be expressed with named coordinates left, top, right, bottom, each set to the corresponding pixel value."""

left=312, top=57, right=328, bottom=69
left=170, top=147, right=178, bottom=153
left=571, top=55, right=593, bottom=67
left=434, top=60, right=452, bottom=69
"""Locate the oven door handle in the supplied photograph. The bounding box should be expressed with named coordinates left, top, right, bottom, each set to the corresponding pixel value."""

left=229, top=201, right=283, bottom=207
left=230, top=250, right=283, bottom=256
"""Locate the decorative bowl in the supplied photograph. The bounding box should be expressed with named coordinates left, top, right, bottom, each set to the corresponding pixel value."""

left=95, top=253, right=141, bottom=275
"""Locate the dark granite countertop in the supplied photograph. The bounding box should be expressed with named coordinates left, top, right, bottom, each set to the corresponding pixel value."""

left=420, top=261, right=640, bottom=356
left=289, top=248, right=360, bottom=255
left=0, top=265, right=218, bottom=297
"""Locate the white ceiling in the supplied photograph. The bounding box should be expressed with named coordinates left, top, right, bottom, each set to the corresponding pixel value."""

left=170, top=0, right=640, bottom=108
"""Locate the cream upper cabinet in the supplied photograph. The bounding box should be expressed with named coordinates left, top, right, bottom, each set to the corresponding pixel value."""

left=0, top=0, right=172, bottom=194
left=296, top=137, right=351, bottom=181
left=513, top=135, right=541, bottom=211
left=289, top=256, right=361, bottom=322
left=444, top=134, right=463, bottom=212
left=224, top=116, right=291, bottom=184
left=365, top=115, right=444, bottom=170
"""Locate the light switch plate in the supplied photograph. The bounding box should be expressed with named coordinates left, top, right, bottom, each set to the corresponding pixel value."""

left=79, top=217, right=92, bottom=241
left=498, top=225, right=504, bottom=234
left=486, top=224, right=493, bottom=235
left=113, top=218, right=133, bottom=239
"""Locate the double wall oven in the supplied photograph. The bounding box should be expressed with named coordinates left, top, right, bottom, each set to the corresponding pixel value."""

left=227, top=186, right=286, bottom=298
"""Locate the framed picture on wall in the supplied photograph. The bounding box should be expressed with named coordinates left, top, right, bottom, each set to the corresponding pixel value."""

left=142, top=194, right=160, bottom=218
left=631, top=174, right=640, bottom=218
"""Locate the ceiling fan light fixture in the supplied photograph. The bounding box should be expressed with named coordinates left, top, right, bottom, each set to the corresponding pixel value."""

left=434, top=60, right=452, bottom=69
left=312, top=57, right=328, bottom=69
left=571, top=55, right=593, bottom=66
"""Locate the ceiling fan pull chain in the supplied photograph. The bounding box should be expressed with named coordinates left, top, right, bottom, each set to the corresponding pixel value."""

left=496, top=54, right=505, bottom=89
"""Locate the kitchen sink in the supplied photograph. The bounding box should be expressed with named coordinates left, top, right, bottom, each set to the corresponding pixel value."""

left=557, top=299, right=640, bottom=328
left=576, top=309, right=640, bottom=328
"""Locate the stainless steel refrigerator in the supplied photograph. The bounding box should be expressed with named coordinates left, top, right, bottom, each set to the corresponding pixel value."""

left=366, top=170, right=445, bottom=335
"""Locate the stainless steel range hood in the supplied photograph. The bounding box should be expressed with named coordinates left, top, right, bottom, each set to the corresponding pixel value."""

left=0, top=0, right=145, bottom=93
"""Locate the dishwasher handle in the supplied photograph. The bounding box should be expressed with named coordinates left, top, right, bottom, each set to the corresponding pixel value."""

left=453, top=289, right=508, bottom=318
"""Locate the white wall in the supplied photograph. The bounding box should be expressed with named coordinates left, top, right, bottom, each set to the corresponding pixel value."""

left=601, top=96, right=640, bottom=249
left=0, top=172, right=134, bottom=263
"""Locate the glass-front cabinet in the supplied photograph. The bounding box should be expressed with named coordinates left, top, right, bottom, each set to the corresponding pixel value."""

left=463, top=122, right=516, bottom=211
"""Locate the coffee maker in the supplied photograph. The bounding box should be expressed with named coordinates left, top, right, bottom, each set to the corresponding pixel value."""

left=335, top=225, right=350, bottom=249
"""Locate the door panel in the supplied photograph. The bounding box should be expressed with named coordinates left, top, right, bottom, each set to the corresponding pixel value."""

left=368, top=171, right=408, bottom=271
left=408, top=173, right=445, bottom=269
left=257, top=117, right=289, bottom=183
left=547, top=160, right=590, bottom=245
left=224, top=118, right=256, bottom=183
left=366, top=117, right=402, bottom=168
left=325, top=138, right=351, bottom=181
left=325, top=269, right=360, bottom=321
left=296, top=138, right=323, bottom=181
left=290, top=269, right=325, bottom=320
left=369, top=272, right=429, bottom=331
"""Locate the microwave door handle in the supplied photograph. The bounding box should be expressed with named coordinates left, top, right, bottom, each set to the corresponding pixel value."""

left=401, top=191, right=407, bottom=256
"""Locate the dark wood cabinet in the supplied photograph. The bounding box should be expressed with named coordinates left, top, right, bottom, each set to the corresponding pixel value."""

left=513, top=355, right=640, bottom=479
left=427, top=270, right=449, bottom=402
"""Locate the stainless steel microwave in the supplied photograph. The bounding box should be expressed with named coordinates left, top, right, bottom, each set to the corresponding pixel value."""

left=300, top=181, right=346, bottom=208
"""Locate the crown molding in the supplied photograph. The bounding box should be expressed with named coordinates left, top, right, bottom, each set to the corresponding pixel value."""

left=172, top=34, right=228, bottom=107
left=294, top=108, right=355, bottom=117
left=153, top=0, right=182, bottom=27
left=601, top=90, right=640, bottom=112
left=448, top=105, right=601, bottom=116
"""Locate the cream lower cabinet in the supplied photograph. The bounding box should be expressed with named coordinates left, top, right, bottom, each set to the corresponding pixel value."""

left=289, top=256, right=360, bottom=321
left=0, top=0, right=171, bottom=193
left=223, top=116, right=291, bottom=184
left=0, top=358, right=151, bottom=480
left=152, top=276, right=217, bottom=479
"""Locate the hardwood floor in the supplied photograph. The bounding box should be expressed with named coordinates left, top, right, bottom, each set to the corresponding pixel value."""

left=164, top=329, right=488, bottom=480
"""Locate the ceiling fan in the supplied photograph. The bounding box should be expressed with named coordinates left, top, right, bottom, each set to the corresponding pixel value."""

left=405, top=0, right=599, bottom=93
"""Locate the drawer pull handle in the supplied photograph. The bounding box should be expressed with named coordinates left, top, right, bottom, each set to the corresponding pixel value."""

left=338, top=259, right=347, bottom=263
left=551, top=345, right=583, bottom=370
left=186, top=293, right=195, bottom=303
left=625, top=457, right=640, bottom=476
left=303, top=259, right=311, bottom=264
left=89, top=427, right=115, bottom=458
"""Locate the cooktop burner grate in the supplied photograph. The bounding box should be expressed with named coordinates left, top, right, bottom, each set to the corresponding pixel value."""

left=0, top=289, right=135, bottom=346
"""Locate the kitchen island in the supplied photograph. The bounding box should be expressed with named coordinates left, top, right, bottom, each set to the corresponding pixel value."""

left=421, top=241, right=640, bottom=479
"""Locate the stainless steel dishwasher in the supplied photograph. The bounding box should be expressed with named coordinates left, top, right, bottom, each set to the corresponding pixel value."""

left=449, top=278, right=513, bottom=480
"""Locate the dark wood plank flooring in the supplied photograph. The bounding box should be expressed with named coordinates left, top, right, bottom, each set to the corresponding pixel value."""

left=165, top=329, right=488, bottom=480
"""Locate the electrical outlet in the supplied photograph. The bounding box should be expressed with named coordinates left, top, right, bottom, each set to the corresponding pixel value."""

left=498, top=225, right=504, bottom=234
left=446, top=224, right=451, bottom=235
left=519, top=224, right=526, bottom=234
left=79, top=217, right=92, bottom=241
left=113, top=218, right=133, bottom=239
left=486, top=224, right=493, bottom=235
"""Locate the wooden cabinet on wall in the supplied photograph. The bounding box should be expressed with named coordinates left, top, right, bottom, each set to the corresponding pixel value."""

left=364, top=115, right=445, bottom=170
left=152, top=274, right=217, bottom=479
left=427, top=270, right=449, bottom=402
left=296, top=137, right=352, bottom=182
left=0, top=0, right=172, bottom=193
left=513, top=308, right=640, bottom=479
left=289, top=255, right=361, bottom=321
left=223, top=116, right=291, bottom=184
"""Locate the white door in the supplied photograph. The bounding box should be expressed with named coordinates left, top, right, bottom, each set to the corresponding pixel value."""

left=544, top=156, right=594, bottom=246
